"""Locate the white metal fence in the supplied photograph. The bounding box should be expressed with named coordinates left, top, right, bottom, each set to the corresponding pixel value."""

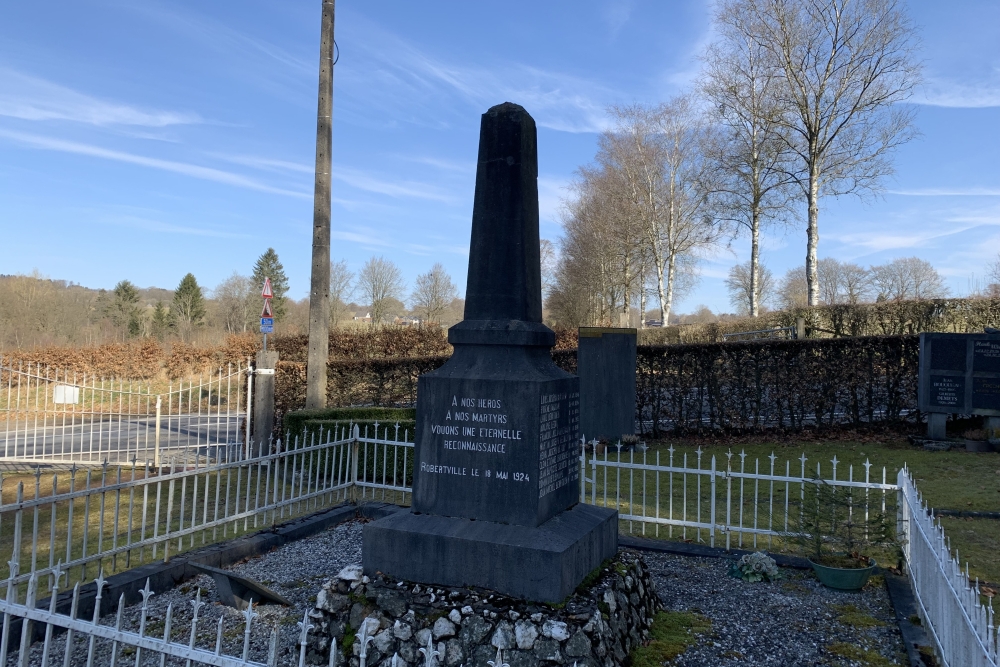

left=0, top=359, right=249, bottom=466
left=0, top=423, right=412, bottom=593
left=0, top=425, right=995, bottom=667
left=898, top=467, right=998, bottom=667
left=580, top=443, right=897, bottom=549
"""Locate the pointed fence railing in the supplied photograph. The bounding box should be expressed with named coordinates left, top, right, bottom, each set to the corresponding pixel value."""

left=0, top=564, right=329, bottom=667
left=0, top=425, right=995, bottom=667
left=578, top=441, right=897, bottom=549
left=0, top=423, right=413, bottom=592
left=899, top=467, right=998, bottom=667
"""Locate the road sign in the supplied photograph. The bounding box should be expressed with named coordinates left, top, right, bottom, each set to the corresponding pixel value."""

left=261, top=299, right=273, bottom=318
left=261, top=278, right=273, bottom=299
left=260, top=317, right=274, bottom=334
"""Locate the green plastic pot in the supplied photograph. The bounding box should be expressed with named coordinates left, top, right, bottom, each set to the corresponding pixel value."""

left=809, top=558, right=877, bottom=591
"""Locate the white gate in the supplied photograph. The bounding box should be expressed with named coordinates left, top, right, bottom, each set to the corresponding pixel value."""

left=0, top=359, right=250, bottom=466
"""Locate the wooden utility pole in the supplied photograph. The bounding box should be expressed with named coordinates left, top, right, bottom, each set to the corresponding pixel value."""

left=306, top=0, right=334, bottom=409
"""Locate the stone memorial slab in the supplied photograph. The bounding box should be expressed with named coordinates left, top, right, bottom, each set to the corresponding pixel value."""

left=363, top=103, right=617, bottom=602
left=919, top=333, right=1000, bottom=416
left=578, top=327, right=637, bottom=442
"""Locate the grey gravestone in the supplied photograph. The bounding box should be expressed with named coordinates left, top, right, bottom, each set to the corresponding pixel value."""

left=578, top=327, right=637, bottom=442
left=363, top=103, right=617, bottom=602
left=191, top=563, right=291, bottom=611
left=918, top=332, right=1000, bottom=440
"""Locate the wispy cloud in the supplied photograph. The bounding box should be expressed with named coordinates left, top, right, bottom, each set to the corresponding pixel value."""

left=538, top=176, right=569, bottom=225
left=0, top=68, right=201, bottom=127
left=918, top=78, right=1000, bottom=108
left=603, top=0, right=634, bottom=39
left=340, top=14, right=618, bottom=134
left=130, top=3, right=313, bottom=76
left=0, top=129, right=310, bottom=198
left=103, top=215, right=251, bottom=239
left=890, top=187, right=1000, bottom=196
left=211, top=153, right=313, bottom=174
left=331, top=166, right=455, bottom=202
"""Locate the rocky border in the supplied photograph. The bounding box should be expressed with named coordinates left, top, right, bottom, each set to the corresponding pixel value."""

left=306, top=550, right=659, bottom=667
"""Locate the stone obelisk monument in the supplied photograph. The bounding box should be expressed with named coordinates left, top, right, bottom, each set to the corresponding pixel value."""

left=363, top=103, right=617, bottom=603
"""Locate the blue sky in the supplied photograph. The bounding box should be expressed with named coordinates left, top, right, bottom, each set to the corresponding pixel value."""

left=1, top=1, right=999, bottom=313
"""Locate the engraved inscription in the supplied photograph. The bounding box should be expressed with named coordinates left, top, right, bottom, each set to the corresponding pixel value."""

left=929, top=375, right=964, bottom=408
left=972, top=377, right=1000, bottom=411
left=538, top=391, right=580, bottom=498
left=974, top=340, right=1000, bottom=374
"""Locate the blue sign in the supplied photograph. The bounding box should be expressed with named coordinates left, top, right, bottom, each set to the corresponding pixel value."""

left=260, top=317, right=274, bottom=333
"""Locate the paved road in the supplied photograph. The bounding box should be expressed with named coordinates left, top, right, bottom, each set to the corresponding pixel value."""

left=0, top=414, right=245, bottom=465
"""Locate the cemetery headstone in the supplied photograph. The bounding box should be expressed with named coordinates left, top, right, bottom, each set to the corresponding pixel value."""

left=918, top=332, right=1000, bottom=440
left=578, top=327, right=637, bottom=443
left=363, top=103, right=617, bottom=602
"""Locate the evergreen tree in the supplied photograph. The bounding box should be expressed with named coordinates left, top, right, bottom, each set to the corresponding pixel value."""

left=106, top=280, right=142, bottom=341
left=151, top=301, right=172, bottom=340
left=172, top=273, right=206, bottom=340
left=251, top=248, right=289, bottom=322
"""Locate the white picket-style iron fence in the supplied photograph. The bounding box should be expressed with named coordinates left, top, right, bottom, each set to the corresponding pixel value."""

left=0, top=359, right=250, bottom=466
left=899, top=467, right=998, bottom=667
left=0, top=424, right=991, bottom=666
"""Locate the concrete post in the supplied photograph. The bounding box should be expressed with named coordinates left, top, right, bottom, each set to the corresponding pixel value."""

left=926, top=412, right=947, bottom=441
left=251, top=350, right=279, bottom=457
left=795, top=317, right=806, bottom=340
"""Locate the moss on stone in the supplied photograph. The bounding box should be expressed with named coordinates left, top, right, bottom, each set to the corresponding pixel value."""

left=832, top=604, right=885, bottom=628
left=629, top=611, right=711, bottom=667
left=826, top=641, right=899, bottom=666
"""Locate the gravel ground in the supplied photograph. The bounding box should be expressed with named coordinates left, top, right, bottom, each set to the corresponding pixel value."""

left=644, top=551, right=907, bottom=666
left=11, top=522, right=907, bottom=666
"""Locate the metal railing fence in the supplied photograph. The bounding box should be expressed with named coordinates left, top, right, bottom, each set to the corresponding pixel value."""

left=0, top=423, right=414, bottom=594
left=0, top=359, right=249, bottom=466
left=0, top=567, right=328, bottom=667
left=579, top=442, right=897, bottom=550
left=899, top=468, right=998, bottom=667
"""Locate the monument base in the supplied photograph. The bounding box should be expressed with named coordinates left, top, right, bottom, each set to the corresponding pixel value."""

left=362, top=503, right=618, bottom=603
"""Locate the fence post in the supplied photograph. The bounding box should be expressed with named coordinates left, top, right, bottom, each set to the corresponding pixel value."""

left=244, top=367, right=254, bottom=461
left=710, top=456, right=716, bottom=548
left=350, top=425, right=360, bottom=503
left=795, top=317, right=806, bottom=340
left=251, top=350, right=279, bottom=458
left=154, top=396, right=162, bottom=470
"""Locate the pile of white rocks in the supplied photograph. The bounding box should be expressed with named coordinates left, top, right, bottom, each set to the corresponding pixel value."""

left=306, top=551, right=659, bottom=667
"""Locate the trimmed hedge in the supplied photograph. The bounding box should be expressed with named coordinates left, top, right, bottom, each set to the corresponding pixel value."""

left=284, top=407, right=416, bottom=439
left=636, top=335, right=919, bottom=436
left=272, top=334, right=923, bottom=439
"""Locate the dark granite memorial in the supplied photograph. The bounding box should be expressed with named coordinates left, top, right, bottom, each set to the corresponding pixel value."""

left=578, top=327, right=637, bottom=442
left=363, top=103, right=617, bottom=602
left=918, top=332, right=1000, bottom=440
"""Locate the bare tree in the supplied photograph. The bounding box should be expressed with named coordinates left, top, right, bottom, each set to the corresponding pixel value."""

left=778, top=266, right=810, bottom=310
left=214, top=273, right=256, bottom=334
left=701, top=4, right=796, bottom=316
left=410, top=263, right=458, bottom=325
left=729, top=0, right=921, bottom=305
left=329, top=259, right=354, bottom=328
left=539, top=239, right=558, bottom=303
left=357, top=256, right=406, bottom=326
left=986, top=254, right=1000, bottom=298
left=871, top=257, right=948, bottom=301
left=726, top=260, right=776, bottom=314
left=817, top=258, right=872, bottom=304
left=601, top=99, right=721, bottom=324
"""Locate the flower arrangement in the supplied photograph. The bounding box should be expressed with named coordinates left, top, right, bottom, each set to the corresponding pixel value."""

left=728, top=551, right=780, bottom=583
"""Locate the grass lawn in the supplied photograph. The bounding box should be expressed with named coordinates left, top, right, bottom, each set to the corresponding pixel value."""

left=611, top=435, right=1000, bottom=584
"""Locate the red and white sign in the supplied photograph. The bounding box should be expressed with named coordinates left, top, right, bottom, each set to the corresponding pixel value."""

left=261, top=299, right=273, bottom=318
left=261, top=277, right=273, bottom=299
